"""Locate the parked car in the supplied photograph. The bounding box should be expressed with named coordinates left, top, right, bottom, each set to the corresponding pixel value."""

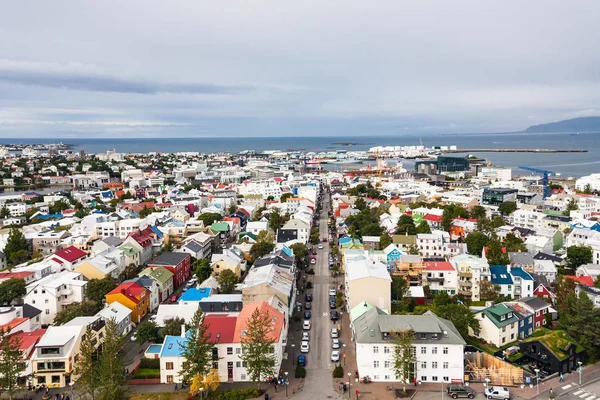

left=304, top=311, right=312, bottom=319
left=310, top=258, right=316, bottom=264
left=485, top=387, right=510, bottom=400
left=318, top=244, right=324, bottom=249
left=300, top=341, right=310, bottom=353
left=296, top=304, right=302, bottom=313
left=312, top=250, right=317, bottom=255
left=149, top=315, right=157, bottom=322
left=331, top=328, right=339, bottom=338
left=332, top=339, right=341, bottom=349
left=302, top=332, right=310, bottom=341
left=130, top=332, right=137, bottom=342
left=297, top=354, right=307, bottom=366
left=330, top=310, right=339, bottom=320
left=329, top=288, right=336, bottom=296
left=305, top=302, right=312, bottom=310
left=331, top=350, right=340, bottom=362
left=303, top=320, right=311, bottom=330
left=447, top=385, right=475, bottom=399
left=330, top=301, right=336, bottom=309
left=170, top=295, right=178, bottom=303
left=305, top=293, right=313, bottom=302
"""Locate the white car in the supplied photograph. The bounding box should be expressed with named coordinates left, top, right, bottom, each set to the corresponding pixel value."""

left=303, top=320, right=311, bottom=330
left=485, top=387, right=510, bottom=400
left=302, top=332, right=310, bottom=341
left=130, top=332, right=137, bottom=342
left=331, top=350, right=340, bottom=362
left=318, top=244, right=324, bottom=249
left=300, top=341, right=310, bottom=353
left=329, top=288, right=336, bottom=296
left=330, top=328, right=339, bottom=338
left=149, top=315, right=157, bottom=322
left=310, top=258, right=316, bottom=264
left=332, top=339, right=341, bottom=349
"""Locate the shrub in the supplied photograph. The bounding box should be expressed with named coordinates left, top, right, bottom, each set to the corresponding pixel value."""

left=139, top=357, right=160, bottom=369
left=332, top=364, right=344, bottom=378
left=295, top=365, right=306, bottom=378
left=212, top=388, right=260, bottom=400
left=307, top=269, right=315, bottom=275
left=306, top=281, right=313, bottom=289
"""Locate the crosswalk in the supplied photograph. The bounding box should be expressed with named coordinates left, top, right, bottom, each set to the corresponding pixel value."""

left=570, top=389, right=597, bottom=399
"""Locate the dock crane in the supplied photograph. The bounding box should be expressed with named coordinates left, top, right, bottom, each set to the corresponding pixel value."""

left=518, top=166, right=557, bottom=199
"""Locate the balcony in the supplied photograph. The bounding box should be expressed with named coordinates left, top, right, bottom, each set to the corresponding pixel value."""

left=458, top=288, right=472, bottom=296
left=458, top=271, right=472, bottom=278
left=427, top=277, right=445, bottom=283
left=460, top=280, right=472, bottom=287
left=60, top=288, right=72, bottom=296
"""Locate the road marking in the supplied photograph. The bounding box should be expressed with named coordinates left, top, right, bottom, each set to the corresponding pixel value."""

left=578, top=393, right=590, bottom=398
left=562, top=384, right=573, bottom=390
left=586, top=396, right=596, bottom=400
left=323, top=312, right=329, bottom=317
left=574, top=390, right=584, bottom=395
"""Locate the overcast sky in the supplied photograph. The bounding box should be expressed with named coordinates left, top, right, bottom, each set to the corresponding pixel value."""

left=1, top=0, right=599, bottom=138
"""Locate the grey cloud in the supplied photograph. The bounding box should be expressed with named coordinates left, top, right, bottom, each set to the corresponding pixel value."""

left=0, top=60, right=252, bottom=95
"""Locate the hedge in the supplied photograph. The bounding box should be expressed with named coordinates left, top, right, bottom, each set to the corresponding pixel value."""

left=295, top=365, right=306, bottom=378
left=211, top=388, right=260, bottom=400
left=140, top=358, right=161, bottom=369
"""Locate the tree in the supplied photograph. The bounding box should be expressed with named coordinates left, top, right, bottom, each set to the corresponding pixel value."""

left=470, top=205, right=487, bottom=220
left=479, top=280, right=500, bottom=301
left=136, top=321, right=159, bottom=344
left=240, top=308, right=277, bottom=388
left=554, top=276, right=577, bottom=306
left=415, top=220, right=431, bottom=234
left=0, top=328, right=25, bottom=399
left=361, top=223, right=382, bottom=236
left=268, top=209, right=282, bottom=231
left=4, top=228, right=29, bottom=264
left=290, top=243, right=309, bottom=262
left=395, top=215, right=416, bottom=235
left=250, top=240, right=275, bottom=261
left=594, top=275, right=600, bottom=289
left=75, top=209, right=88, bottom=219
left=138, top=206, right=154, bottom=218
left=190, top=368, right=220, bottom=397
left=198, top=213, right=222, bottom=227
left=584, top=184, right=592, bottom=194
left=280, top=193, right=293, bottom=202
left=0, top=278, right=26, bottom=305
left=0, top=205, right=9, bottom=218
left=86, top=277, right=118, bottom=306
left=391, top=276, right=409, bottom=303
left=567, top=246, right=593, bottom=269
left=8, top=250, right=29, bottom=265
left=379, top=234, right=393, bottom=250
left=217, top=269, right=238, bottom=294
left=54, top=301, right=99, bottom=325
left=485, top=239, right=508, bottom=265
left=407, top=244, right=420, bottom=255
left=119, top=263, right=140, bottom=281
left=498, top=201, right=517, bottom=216
left=465, top=232, right=490, bottom=256
left=73, top=325, right=99, bottom=400
left=434, top=303, right=480, bottom=338
left=180, top=309, right=213, bottom=384
left=441, top=204, right=469, bottom=231
left=391, top=329, right=415, bottom=393
left=162, top=317, right=186, bottom=337
left=228, top=203, right=238, bottom=215
left=354, top=197, right=367, bottom=211
left=97, top=319, right=127, bottom=400
left=558, top=290, right=600, bottom=359
left=564, top=198, right=579, bottom=216
left=193, top=258, right=214, bottom=283
left=503, top=233, right=526, bottom=252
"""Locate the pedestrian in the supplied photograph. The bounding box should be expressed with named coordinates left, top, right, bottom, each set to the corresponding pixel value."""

left=275, top=384, right=278, bottom=393
left=174, top=383, right=178, bottom=391
left=549, top=388, right=555, bottom=399
left=559, top=373, right=564, bottom=382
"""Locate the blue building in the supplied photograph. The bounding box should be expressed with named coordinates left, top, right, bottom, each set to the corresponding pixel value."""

left=383, top=244, right=402, bottom=271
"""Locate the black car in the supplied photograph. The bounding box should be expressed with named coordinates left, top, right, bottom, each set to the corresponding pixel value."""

left=304, top=311, right=312, bottom=319
left=305, top=302, right=312, bottom=310
left=305, top=293, right=313, bottom=302
left=330, top=310, right=339, bottom=320
left=446, top=385, right=475, bottom=399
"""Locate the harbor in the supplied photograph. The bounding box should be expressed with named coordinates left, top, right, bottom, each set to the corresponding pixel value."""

left=442, top=148, right=588, bottom=153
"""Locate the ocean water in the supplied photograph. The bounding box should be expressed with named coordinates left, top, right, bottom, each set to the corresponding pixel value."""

left=1, top=132, right=599, bottom=177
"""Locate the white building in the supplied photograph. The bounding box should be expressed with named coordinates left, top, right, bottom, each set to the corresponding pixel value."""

left=352, top=307, right=465, bottom=383
left=510, top=209, right=546, bottom=231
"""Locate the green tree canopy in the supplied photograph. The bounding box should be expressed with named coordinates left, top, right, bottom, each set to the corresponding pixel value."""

left=0, top=278, right=26, bottom=305
left=415, top=220, right=431, bottom=234
left=162, top=317, right=186, bottom=337
left=469, top=205, right=487, bottom=220
left=181, top=309, right=213, bottom=384
left=73, top=325, right=99, bottom=400
left=465, top=232, right=490, bottom=256
left=268, top=209, right=282, bottom=231
left=240, top=308, right=277, bottom=388
left=86, top=277, right=118, bottom=305
left=563, top=198, right=579, bottom=216
left=379, top=234, right=393, bottom=250
left=98, top=319, right=127, bottom=400
left=118, top=263, right=140, bottom=281
left=217, top=269, right=239, bottom=294
left=395, top=214, right=416, bottom=235
left=4, top=228, right=29, bottom=264
left=136, top=321, right=159, bottom=344
left=54, top=301, right=99, bottom=325
left=354, top=197, right=367, bottom=211
left=198, top=212, right=223, bottom=227
left=250, top=240, right=275, bottom=261
left=361, top=222, right=383, bottom=236
left=290, top=243, right=309, bottom=261
left=498, top=201, right=517, bottom=216
left=567, top=246, right=593, bottom=269
left=0, top=327, right=25, bottom=399
left=280, top=193, right=293, bottom=202
left=441, top=204, right=469, bottom=231
left=193, top=258, right=213, bottom=283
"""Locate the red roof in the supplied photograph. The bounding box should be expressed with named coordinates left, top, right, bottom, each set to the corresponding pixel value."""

left=107, top=281, right=148, bottom=304
left=11, top=329, right=46, bottom=355
left=128, top=230, right=153, bottom=248
left=424, top=214, right=443, bottom=223
left=424, top=261, right=455, bottom=271
left=236, top=208, right=250, bottom=217
left=0, top=318, right=28, bottom=332
left=204, top=315, right=237, bottom=343
left=0, top=271, right=34, bottom=280
left=53, top=246, right=87, bottom=263
left=568, top=275, right=594, bottom=286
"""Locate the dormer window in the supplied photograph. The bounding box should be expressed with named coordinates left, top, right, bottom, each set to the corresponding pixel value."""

left=420, top=333, right=427, bottom=339
left=508, top=313, right=513, bottom=318
left=500, top=315, right=506, bottom=321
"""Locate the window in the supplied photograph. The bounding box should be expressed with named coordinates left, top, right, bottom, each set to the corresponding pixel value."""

left=241, top=374, right=246, bottom=380
left=212, top=361, right=218, bottom=369
left=166, top=362, right=174, bottom=370
left=502, top=337, right=506, bottom=344
left=511, top=333, right=515, bottom=340
left=421, top=347, right=426, bottom=354
left=236, top=361, right=241, bottom=368
left=502, top=326, right=506, bottom=332
left=421, top=362, right=426, bottom=369
left=373, top=361, right=379, bottom=368
left=432, top=347, right=438, bottom=355
left=421, top=376, right=427, bottom=382
left=432, top=376, right=438, bottom=381
left=373, top=375, right=380, bottom=380
left=45, top=309, right=50, bottom=315
left=166, top=375, right=174, bottom=384
left=242, top=361, right=248, bottom=367
left=432, top=362, right=438, bottom=369
left=37, top=376, right=46, bottom=384
left=384, top=346, right=390, bottom=354
left=420, top=333, right=427, bottom=339
left=227, top=347, right=233, bottom=355
left=236, top=347, right=241, bottom=355
left=45, top=299, right=49, bottom=304
left=443, top=362, right=448, bottom=369
left=52, top=375, right=60, bottom=384
left=384, top=361, right=390, bottom=368
left=443, top=376, right=449, bottom=382
left=373, top=346, right=379, bottom=353
left=443, top=347, right=448, bottom=355
left=385, top=375, right=390, bottom=380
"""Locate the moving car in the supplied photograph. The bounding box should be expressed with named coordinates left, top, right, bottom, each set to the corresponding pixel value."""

left=300, top=341, right=310, bottom=353
left=446, top=385, right=475, bottom=399
left=332, top=339, right=341, bottom=349
left=302, top=332, right=310, bottom=341
left=303, top=320, right=311, bottom=330
left=331, top=328, right=339, bottom=338
left=318, top=244, right=324, bottom=249
left=331, top=350, right=340, bottom=362
left=485, top=387, right=510, bottom=400
left=330, top=310, right=339, bottom=320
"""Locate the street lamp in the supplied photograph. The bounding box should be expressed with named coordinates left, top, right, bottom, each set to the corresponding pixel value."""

left=199, top=387, right=203, bottom=400
left=534, top=368, right=540, bottom=395
left=347, top=372, right=352, bottom=399
left=285, top=371, right=289, bottom=397
left=578, top=361, right=583, bottom=386
left=291, top=344, right=296, bottom=366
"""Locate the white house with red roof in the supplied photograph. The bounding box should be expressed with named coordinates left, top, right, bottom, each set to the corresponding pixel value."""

left=48, top=246, right=88, bottom=271
left=424, top=260, right=458, bottom=295
left=0, top=270, right=36, bottom=284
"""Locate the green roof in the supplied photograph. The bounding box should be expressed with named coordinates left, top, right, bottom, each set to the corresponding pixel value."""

left=393, top=235, right=417, bottom=245
left=522, top=328, right=585, bottom=360
left=118, top=244, right=138, bottom=256
left=211, top=222, right=230, bottom=232
left=140, top=266, right=173, bottom=284
left=350, top=301, right=374, bottom=322
left=476, top=304, right=519, bottom=328
left=239, top=232, right=257, bottom=241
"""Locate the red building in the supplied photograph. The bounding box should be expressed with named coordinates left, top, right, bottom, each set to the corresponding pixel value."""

left=147, top=252, right=191, bottom=288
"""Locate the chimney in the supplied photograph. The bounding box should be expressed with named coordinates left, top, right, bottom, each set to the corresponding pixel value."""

left=181, top=324, right=186, bottom=338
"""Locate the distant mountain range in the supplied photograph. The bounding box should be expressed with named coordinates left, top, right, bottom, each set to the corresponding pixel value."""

left=523, top=116, right=600, bottom=133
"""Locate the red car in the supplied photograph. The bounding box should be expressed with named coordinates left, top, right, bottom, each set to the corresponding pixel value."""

left=170, top=295, right=178, bottom=303
left=312, top=250, right=317, bottom=255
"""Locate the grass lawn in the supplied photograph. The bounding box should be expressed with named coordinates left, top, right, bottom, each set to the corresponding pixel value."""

left=465, top=336, right=518, bottom=355
left=133, top=368, right=161, bottom=379
left=130, top=394, right=189, bottom=400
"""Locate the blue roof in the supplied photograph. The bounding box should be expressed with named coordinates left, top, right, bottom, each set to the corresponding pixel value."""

left=101, top=191, right=114, bottom=199
left=510, top=267, right=533, bottom=280
left=36, top=214, right=63, bottom=220
left=150, top=225, right=164, bottom=237
left=489, top=265, right=513, bottom=285
left=179, top=287, right=212, bottom=302
left=159, top=332, right=190, bottom=357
